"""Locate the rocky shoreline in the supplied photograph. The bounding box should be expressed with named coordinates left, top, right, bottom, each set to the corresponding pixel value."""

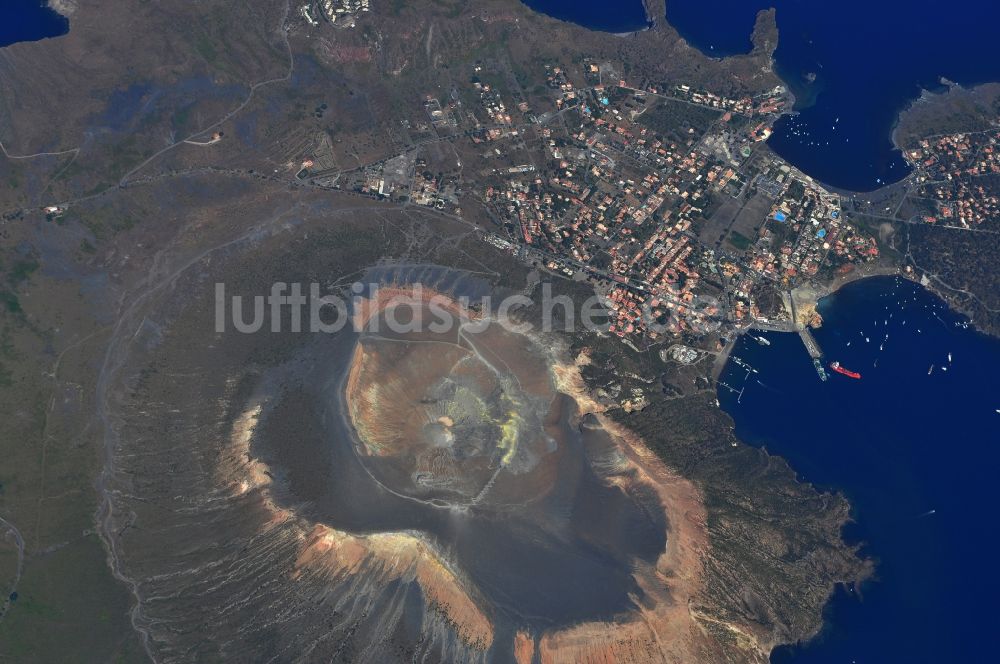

left=46, top=0, right=77, bottom=19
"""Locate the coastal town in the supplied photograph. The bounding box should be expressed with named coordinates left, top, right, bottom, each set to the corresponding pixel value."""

left=299, top=56, right=881, bottom=348
left=7, top=1, right=1000, bottom=661
left=35, top=2, right=993, bottom=392
left=907, top=128, right=1000, bottom=227
left=242, top=2, right=1000, bottom=362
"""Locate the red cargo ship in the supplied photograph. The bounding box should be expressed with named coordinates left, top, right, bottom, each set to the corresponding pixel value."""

left=829, top=361, right=861, bottom=379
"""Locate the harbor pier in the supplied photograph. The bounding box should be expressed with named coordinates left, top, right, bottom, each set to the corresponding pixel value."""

left=798, top=327, right=823, bottom=359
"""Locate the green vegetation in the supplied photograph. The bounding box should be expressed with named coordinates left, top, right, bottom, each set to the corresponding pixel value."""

left=637, top=98, right=722, bottom=145
left=193, top=33, right=218, bottom=65
left=727, top=230, right=752, bottom=251
left=65, top=206, right=138, bottom=243
left=905, top=222, right=1000, bottom=334
left=8, top=259, right=39, bottom=287
left=172, top=103, right=194, bottom=132
left=0, top=291, right=22, bottom=314
left=53, top=159, right=86, bottom=182
left=0, top=536, right=140, bottom=662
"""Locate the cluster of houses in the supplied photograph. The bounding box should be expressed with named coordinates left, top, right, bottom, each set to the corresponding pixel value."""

left=910, top=130, right=1000, bottom=227
left=479, top=62, right=880, bottom=342
left=744, top=167, right=878, bottom=285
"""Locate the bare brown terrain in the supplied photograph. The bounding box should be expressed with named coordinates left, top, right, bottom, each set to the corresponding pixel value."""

left=0, top=0, right=870, bottom=661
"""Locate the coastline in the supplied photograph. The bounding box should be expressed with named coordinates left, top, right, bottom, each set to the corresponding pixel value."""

left=910, top=267, right=1000, bottom=338
left=792, top=263, right=905, bottom=324
left=890, top=86, right=941, bottom=152
left=519, top=0, right=651, bottom=36
left=711, top=335, right=737, bottom=381
left=887, top=81, right=1000, bottom=338
left=717, top=272, right=1000, bottom=662
left=713, top=265, right=905, bottom=381
left=892, top=79, right=1000, bottom=149
left=1, top=0, right=994, bottom=660
left=46, top=0, right=77, bottom=19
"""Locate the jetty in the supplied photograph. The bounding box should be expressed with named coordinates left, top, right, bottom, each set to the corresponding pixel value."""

left=798, top=327, right=823, bottom=359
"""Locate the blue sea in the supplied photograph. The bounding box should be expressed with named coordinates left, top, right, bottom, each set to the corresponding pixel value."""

left=719, top=276, right=1000, bottom=663
left=517, top=4, right=1000, bottom=658
left=521, top=0, right=650, bottom=34
left=665, top=0, right=1000, bottom=191
left=525, top=0, right=1000, bottom=191
left=0, top=1, right=68, bottom=48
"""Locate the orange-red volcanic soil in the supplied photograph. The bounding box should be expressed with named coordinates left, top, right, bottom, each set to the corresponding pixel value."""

left=230, top=287, right=758, bottom=661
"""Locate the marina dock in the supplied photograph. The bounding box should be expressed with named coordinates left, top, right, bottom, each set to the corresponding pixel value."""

left=798, top=327, right=823, bottom=359
left=798, top=327, right=828, bottom=381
